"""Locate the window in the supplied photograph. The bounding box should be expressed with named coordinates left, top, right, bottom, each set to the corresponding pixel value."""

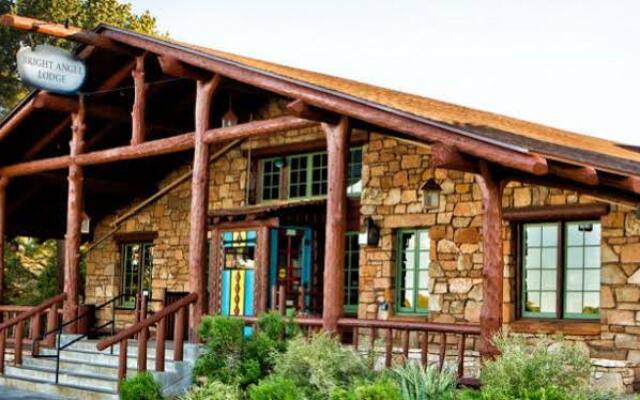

left=258, top=147, right=363, bottom=202
left=395, top=229, right=430, bottom=315
left=344, top=232, right=360, bottom=314
left=120, top=242, right=154, bottom=308
left=521, top=220, right=601, bottom=320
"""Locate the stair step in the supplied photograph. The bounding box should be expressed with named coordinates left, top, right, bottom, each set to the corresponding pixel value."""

left=24, top=355, right=134, bottom=378
left=63, top=339, right=176, bottom=359
left=4, top=364, right=118, bottom=392
left=0, top=374, right=118, bottom=400
left=38, top=347, right=181, bottom=372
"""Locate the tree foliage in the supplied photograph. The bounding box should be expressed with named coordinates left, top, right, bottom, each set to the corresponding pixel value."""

left=0, top=0, right=160, bottom=115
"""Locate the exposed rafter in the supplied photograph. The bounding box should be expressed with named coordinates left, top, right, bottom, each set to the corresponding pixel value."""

left=431, top=143, right=478, bottom=174
left=33, top=92, right=129, bottom=122
left=158, top=55, right=212, bottom=81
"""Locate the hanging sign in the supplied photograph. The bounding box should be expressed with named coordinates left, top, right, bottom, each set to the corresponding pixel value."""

left=17, top=45, right=86, bottom=94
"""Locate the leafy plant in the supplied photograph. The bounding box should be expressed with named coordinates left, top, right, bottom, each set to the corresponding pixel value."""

left=271, top=333, right=372, bottom=400
left=480, top=332, right=592, bottom=400
left=247, top=376, right=301, bottom=400
left=331, top=377, right=401, bottom=400
left=391, top=363, right=457, bottom=400
left=180, top=380, right=240, bottom=400
left=119, top=372, right=162, bottom=400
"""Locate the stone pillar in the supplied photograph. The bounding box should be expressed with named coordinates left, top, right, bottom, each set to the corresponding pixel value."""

left=322, top=117, right=350, bottom=332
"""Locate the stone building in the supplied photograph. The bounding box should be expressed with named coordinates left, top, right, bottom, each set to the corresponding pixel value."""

left=1, top=16, right=640, bottom=394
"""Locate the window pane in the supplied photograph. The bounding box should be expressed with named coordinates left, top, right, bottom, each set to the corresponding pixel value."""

left=396, top=229, right=430, bottom=314
left=526, top=270, right=541, bottom=291
left=565, top=292, right=583, bottom=314
left=260, top=159, right=281, bottom=201
left=584, top=223, right=601, bottom=246
left=541, top=248, right=557, bottom=269
left=564, top=221, right=601, bottom=318
left=542, top=225, right=558, bottom=247
left=566, top=270, right=583, bottom=291
left=417, top=289, right=429, bottom=310
left=288, top=155, right=308, bottom=198
left=584, top=246, right=600, bottom=269
left=583, top=292, right=600, bottom=314
left=311, top=153, right=328, bottom=196
left=584, top=269, right=600, bottom=291
left=347, top=148, right=363, bottom=196
left=526, top=248, right=541, bottom=269
left=566, top=247, right=583, bottom=269
left=566, top=223, right=583, bottom=246
left=525, top=292, right=541, bottom=313
left=522, top=223, right=558, bottom=318
left=541, top=270, right=556, bottom=290
left=526, top=226, right=541, bottom=247
left=540, top=292, right=557, bottom=314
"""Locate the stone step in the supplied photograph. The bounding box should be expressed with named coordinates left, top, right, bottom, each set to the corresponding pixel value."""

left=38, top=347, right=181, bottom=372
left=4, top=363, right=118, bottom=392
left=23, top=355, right=135, bottom=378
left=0, top=374, right=118, bottom=400
left=63, top=338, right=176, bottom=359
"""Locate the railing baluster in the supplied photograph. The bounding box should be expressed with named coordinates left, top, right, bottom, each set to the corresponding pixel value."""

left=137, top=294, right=148, bottom=372
left=45, top=304, right=57, bottom=348
left=31, top=311, right=42, bottom=356
left=118, top=339, right=128, bottom=385
left=0, top=330, right=5, bottom=374
left=457, top=333, right=466, bottom=379
left=14, top=320, right=23, bottom=366
left=278, top=284, right=286, bottom=316
left=156, top=317, right=166, bottom=372
left=385, top=328, right=393, bottom=367
left=353, top=326, right=359, bottom=352
left=174, top=306, right=185, bottom=362
left=421, top=330, right=429, bottom=366
left=438, top=332, right=446, bottom=371
left=402, top=329, right=410, bottom=363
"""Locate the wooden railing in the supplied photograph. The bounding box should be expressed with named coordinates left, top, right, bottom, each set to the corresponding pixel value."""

left=242, top=316, right=480, bottom=386
left=0, top=293, right=67, bottom=373
left=97, top=292, right=197, bottom=385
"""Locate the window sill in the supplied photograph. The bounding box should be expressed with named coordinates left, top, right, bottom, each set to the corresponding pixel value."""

left=510, top=319, right=600, bottom=336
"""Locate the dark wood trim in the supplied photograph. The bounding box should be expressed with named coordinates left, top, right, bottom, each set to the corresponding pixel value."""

left=503, top=203, right=610, bottom=222
left=245, top=130, right=369, bottom=158
left=509, top=319, right=600, bottom=336
left=113, top=231, right=158, bottom=244
left=208, top=218, right=279, bottom=230
left=513, top=222, right=522, bottom=321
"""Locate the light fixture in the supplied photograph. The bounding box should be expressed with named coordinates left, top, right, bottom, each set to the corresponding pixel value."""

left=221, top=96, right=238, bottom=127
left=81, top=212, right=91, bottom=234
left=359, top=217, right=380, bottom=247
left=420, top=179, right=442, bottom=210
left=273, top=157, right=285, bottom=169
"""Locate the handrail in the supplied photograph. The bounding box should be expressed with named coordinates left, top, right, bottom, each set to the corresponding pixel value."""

left=96, top=292, right=197, bottom=387
left=337, top=318, right=481, bottom=334
left=0, top=294, right=66, bottom=332
left=97, top=292, right=197, bottom=351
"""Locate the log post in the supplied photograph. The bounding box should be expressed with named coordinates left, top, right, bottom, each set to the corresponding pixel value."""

left=321, top=117, right=350, bottom=332
left=188, top=75, right=221, bottom=341
left=477, top=161, right=505, bottom=358
left=63, top=96, right=86, bottom=332
left=130, top=55, right=146, bottom=145
left=0, top=176, right=8, bottom=303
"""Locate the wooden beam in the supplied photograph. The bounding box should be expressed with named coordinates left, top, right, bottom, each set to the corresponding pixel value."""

left=548, top=162, right=598, bottom=186
left=477, top=161, right=504, bottom=359
left=0, top=177, right=7, bottom=302
left=63, top=96, right=86, bottom=333
left=99, top=30, right=549, bottom=176
left=0, top=116, right=315, bottom=177
left=130, top=55, right=147, bottom=145
left=158, top=55, right=212, bottom=81
left=33, top=92, right=129, bottom=122
left=322, top=116, right=350, bottom=332
left=431, top=143, right=479, bottom=174
left=0, top=99, right=35, bottom=142
left=286, top=99, right=339, bottom=124
left=599, top=173, right=640, bottom=195
left=0, top=14, right=132, bottom=54
left=503, top=203, right=610, bottom=222
left=188, top=74, right=221, bottom=340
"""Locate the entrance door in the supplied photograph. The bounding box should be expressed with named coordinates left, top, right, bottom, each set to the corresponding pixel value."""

left=269, top=227, right=312, bottom=313
left=220, top=230, right=257, bottom=317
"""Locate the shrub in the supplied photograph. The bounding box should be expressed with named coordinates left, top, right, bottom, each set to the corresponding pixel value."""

left=247, top=376, right=301, bottom=400
left=391, top=363, right=457, bottom=400
left=180, top=380, right=240, bottom=400
left=331, top=377, right=401, bottom=400
left=271, top=333, right=372, bottom=399
left=119, top=372, right=162, bottom=400
left=480, top=332, right=592, bottom=400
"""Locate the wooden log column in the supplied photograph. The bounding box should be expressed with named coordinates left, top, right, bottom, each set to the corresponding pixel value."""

left=188, top=75, right=221, bottom=341
left=130, top=55, right=146, bottom=145
left=0, top=176, right=8, bottom=303
left=63, top=97, right=86, bottom=332
left=476, top=161, right=505, bottom=358
left=322, top=117, right=350, bottom=332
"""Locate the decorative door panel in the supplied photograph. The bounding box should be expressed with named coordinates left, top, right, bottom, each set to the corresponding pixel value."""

left=220, top=230, right=257, bottom=317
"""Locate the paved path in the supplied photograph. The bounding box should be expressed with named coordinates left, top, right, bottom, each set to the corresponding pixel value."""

left=0, top=386, right=68, bottom=399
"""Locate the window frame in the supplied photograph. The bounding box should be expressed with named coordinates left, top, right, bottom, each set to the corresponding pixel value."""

left=344, top=231, right=360, bottom=314
left=118, top=241, right=154, bottom=309
left=519, top=220, right=601, bottom=321
left=395, top=228, right=430, bottom=316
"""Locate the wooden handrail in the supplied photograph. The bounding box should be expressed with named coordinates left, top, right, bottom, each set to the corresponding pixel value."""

left=0, top=293, right=67, bottom=332
left=97, top=292, right=197, bottom=351
left=337, top=318, right=481, bottom=335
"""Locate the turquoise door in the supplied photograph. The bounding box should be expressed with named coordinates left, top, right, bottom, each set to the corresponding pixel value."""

left=269, top=227, right=312, bottom=313
left=220, top=230, right=257, bottom=318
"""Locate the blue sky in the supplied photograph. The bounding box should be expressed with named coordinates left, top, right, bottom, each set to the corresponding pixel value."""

left=129, top=0, right=640, bottom=145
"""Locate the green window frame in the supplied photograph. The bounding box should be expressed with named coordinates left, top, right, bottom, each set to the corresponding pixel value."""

left=344, top=232, right=360, bottom=314
left=395, top=229, right=430, bottom=315
left=119, top=242, right=154, bottom=309
left=258, top=147, right=363, bottom=202
left=521, top=220, right=601, bottom=320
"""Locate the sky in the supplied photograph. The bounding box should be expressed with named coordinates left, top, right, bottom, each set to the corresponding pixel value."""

left=128, top=0, right=640, bottom=145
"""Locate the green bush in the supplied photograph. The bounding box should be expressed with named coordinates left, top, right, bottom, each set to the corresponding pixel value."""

left=119, top=372, right=162, bottom=400
left=331, top=377, right=401, bottom=400
left=247, top=376, right=301, bottom=400
left=193, top=313, right=296, bottom=388
left=271, top=333, right=372, bottom=399
left=180, top=380, right=240, bottom=400
left=479, top=332, right=592, bottom=400
left=391, top=363, right=457, bottom=400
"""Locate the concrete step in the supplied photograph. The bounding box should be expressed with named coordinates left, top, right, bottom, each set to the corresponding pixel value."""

left=38, top=347, right=181, bottom=372
left=4, top=363, right=118, bottom=392
left=23, top=355, right=135, bottom=378
left=0, top=374, right=118, bottom=400
left=63, top=338, right=176, bottom=359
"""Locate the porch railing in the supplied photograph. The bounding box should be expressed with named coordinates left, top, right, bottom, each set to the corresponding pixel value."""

left=0, top=293, right=67, bottom=373
left=242, top=316, right=481, bottom=386
left=96, top=292, right=197, bottom=386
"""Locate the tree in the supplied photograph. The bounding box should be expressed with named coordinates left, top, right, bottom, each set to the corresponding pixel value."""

left=0, top=0, right=160, bottom=116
